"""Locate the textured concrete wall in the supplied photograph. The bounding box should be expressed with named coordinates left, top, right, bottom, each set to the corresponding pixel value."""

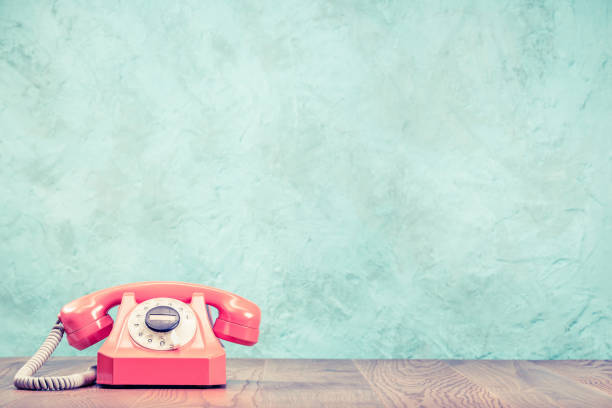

left=1, top=0, right=611, bottom=359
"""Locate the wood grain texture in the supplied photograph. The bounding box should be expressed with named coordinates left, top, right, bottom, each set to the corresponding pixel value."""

left=533, top=360, right=612, bottom=397
left=448, top=360, right=612, bottom=408
left=355, top=359, right=509, bottom=408
left=260, top=359, right=383, bottom=407
left=2, top=358, right=612, bottom=408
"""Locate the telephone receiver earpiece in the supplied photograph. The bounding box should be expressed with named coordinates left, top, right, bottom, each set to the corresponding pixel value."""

left=59, top=282, right=261, bottom=349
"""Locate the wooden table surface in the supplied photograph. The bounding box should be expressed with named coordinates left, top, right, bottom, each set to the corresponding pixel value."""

left=1, top=358, right=611, bottom=407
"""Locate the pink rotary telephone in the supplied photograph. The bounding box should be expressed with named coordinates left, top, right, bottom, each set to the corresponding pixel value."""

left=14, top=282, right=261, bottom=390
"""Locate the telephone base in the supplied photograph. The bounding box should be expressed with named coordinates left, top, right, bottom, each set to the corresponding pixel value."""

left=96, top=352, right=226, bottom=386
left=95, top=291, right=228, bottom=386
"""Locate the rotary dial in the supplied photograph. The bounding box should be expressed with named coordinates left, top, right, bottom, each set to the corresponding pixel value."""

left=127, top=297, right=197, bottom=351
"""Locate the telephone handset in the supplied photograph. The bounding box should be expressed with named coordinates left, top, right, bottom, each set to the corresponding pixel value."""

left=14, top=282, right=261, bottom=390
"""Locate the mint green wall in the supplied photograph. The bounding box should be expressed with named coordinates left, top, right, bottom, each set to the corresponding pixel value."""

left=1, top=0, right=611, bottom=359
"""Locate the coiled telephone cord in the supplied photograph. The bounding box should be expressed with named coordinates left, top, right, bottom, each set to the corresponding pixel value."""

left=13, top=321, right=97, bottom=390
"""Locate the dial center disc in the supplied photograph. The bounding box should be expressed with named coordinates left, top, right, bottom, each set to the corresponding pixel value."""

left=145, top=306, right=180, bottom=332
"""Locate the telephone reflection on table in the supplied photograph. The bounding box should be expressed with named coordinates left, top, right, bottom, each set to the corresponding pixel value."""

left=13, top=282, right=261, bottom=390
